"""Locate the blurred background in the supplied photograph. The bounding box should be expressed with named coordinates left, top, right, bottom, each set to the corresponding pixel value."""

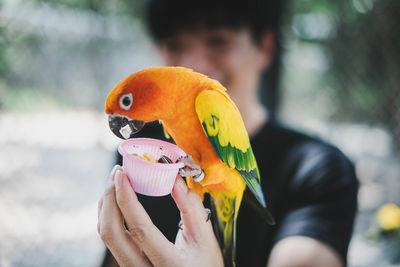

left=0, top=0, right=399, bottom=266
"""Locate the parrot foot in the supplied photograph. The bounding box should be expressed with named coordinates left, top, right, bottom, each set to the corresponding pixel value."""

left=177, top=208, right=211, bottom=230
left=177, top=155, right=205, bottom=182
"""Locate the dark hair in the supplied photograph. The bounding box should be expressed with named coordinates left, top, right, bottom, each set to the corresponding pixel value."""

left=145, top=0, right=285, bottom=116
left=146, top=0, right=283, bottom=42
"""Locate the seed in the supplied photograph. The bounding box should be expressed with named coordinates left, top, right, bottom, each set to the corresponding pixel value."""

left=158, top=155, right=173, bottom=164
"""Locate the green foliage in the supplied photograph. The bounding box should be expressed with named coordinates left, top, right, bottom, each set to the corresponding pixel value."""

left=1, top=0, right=398, bottom=148
left=287, top=0, right=400, bottom=146
left=2, top=88, right=69, bottom=112
left=33, top=0, right=145, bottom=17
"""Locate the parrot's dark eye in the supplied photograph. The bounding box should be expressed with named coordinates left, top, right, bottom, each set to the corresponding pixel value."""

left=119, top=93, right=132, bottom=110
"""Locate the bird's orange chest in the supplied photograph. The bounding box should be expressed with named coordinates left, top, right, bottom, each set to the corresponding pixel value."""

left=163, top=112, right=219, bottom=168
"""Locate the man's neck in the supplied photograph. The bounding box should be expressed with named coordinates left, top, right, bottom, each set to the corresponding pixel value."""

left=231, top=95, right=269, bottom=138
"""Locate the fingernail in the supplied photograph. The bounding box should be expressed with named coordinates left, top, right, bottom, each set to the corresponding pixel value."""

left=110, top=165, right=122, bottom=181
left=115, top=170, right=124, bottom=191
left=176, top=177, right=188, bottom=194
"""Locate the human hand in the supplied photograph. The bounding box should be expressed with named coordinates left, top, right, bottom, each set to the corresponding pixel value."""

left=97, top=165, right=224, bottom=267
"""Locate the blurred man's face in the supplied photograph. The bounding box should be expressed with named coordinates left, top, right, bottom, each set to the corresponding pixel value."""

left=158, top=27, right=272, bottom=96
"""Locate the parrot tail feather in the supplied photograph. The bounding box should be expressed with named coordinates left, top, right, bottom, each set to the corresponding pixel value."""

left=210, top=193, right=241, bottom=267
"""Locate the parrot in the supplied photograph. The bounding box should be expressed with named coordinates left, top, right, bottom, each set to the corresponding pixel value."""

left=105, top=66, right=275, bottom=266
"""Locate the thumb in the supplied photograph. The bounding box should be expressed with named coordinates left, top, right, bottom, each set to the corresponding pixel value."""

left=171, top=176, right=214, bottom=242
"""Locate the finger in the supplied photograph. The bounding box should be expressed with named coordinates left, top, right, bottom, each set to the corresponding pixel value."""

left=109, top=164, right=123, bottom=183
left=98, top=183, right=151, bottom=267
left=174, top=227, right=185, bottom=249
left=114, top=170, right=178, bottom=266
left=98, top=165, right=122, bottom=222
left=97, top=198, right=103, bottom=222
left=171, top=176, right=214, bottom=241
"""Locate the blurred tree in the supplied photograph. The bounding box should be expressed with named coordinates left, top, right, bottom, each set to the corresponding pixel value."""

left=287, top=0, right=400, bottom=148
left=35, top=0, right=145, bottom=18
left=0, top=0, right=148, bottom=111
left=326, top=0, right=400, bottom=148
left=1, top=0, right=399, bottom=150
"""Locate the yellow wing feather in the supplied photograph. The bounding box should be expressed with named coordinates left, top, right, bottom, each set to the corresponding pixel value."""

left=195, top=89, right=251, bottom=155
left=195, top=88, right=266, bottom=206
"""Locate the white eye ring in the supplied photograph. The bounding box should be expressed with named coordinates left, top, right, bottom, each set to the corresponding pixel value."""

left=119, top=93, right=133, bottom=110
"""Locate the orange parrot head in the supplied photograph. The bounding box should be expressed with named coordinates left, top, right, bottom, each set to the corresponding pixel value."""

left=105, top=67, right=192, bottom=139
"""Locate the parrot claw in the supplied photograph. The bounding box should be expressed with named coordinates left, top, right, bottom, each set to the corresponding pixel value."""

left=177, top=155, right=199, bottom=168
left=177, top=155, right=205, bottom=182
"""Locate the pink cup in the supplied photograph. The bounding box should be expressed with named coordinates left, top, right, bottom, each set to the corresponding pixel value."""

left=118, top=138, right=186, bottom=196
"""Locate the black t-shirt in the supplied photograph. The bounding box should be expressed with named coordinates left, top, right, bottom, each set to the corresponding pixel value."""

left=115, top=120, right=359, bottom=266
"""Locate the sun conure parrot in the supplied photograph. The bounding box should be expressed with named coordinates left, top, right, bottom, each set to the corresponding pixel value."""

left=105, top=66, right=275, bottom=267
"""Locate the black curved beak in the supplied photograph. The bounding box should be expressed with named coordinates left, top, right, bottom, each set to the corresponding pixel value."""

left=108, top=114, right=145, bottom=139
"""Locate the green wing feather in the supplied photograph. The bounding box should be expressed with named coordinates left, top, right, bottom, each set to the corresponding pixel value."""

left=195, top=89, right=266, bottom=207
